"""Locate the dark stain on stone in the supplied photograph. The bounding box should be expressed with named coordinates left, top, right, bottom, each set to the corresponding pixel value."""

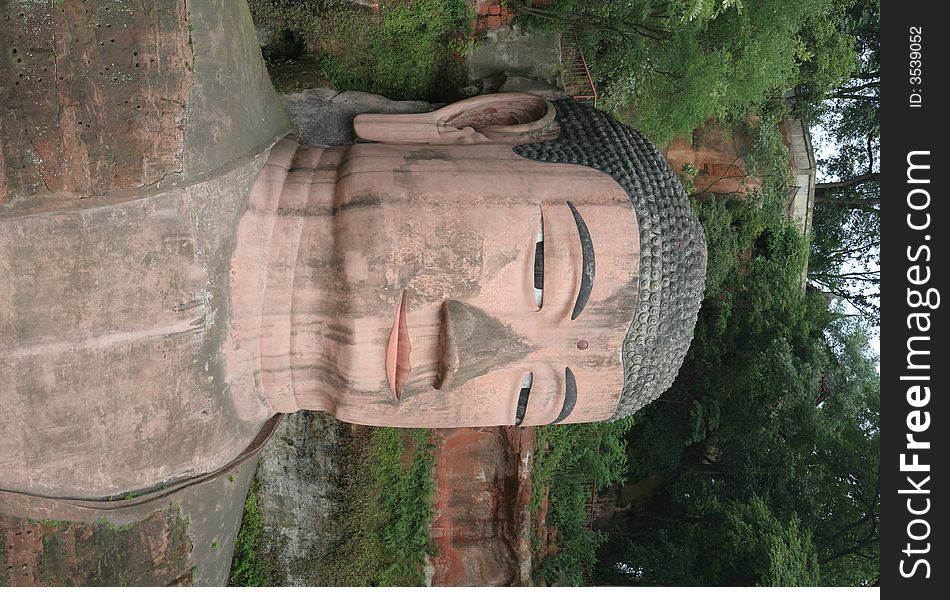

left=0, top=506, right=195, bottom=586
left=0, top=528, right=7, bottom=586
left=434, top=300, right=534, bottom=392
left=276, top=205, right=332, bottom=218
left=405, top=149, right=451, bottom=162
left=332, top=194, right=381, bottom=215
left=323, top=333, right=349, bottom=345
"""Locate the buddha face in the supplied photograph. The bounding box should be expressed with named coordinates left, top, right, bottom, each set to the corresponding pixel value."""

left=319, top=143, right=640, bottom=427
left=242, top=95, right=641, bottom=428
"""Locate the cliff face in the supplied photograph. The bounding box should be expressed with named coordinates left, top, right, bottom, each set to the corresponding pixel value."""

left=252, top=411, right=350, bottom=586
left=664, top=119, right=762, bottom=197
left=427, top=427, right=534, bottom=586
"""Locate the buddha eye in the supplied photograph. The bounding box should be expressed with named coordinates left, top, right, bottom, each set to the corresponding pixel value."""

left=514, top=372, right=532, bottom=425
left=533, top=213, right=544, bottom=309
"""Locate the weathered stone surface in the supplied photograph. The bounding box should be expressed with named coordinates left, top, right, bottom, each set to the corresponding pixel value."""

left=279, top=88, right=436, bottom=146
left=0, top=0, right=192, bottom=201
left=254, top=411, right=348, bottom=586
left=181, top=0, right=291, bottom=181
left=664, top=119, right=762, bottom=197
left=0, top=0, right=291, bottom=209
left=0, top=152, right=272, bottom=498
left=249, top=89, right=434, bottom=585
left=427, top=426, right=534, bottom=586
left=498, top=75, right=570, bottom=99
left=467, top=27, right=561, bottom=88
left=0, top=507, right=194, bottom=586
left=0, top=455, right=259, bottom=586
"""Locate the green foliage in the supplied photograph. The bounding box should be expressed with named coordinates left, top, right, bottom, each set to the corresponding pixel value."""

left=678, top=163, right=699, bottom=195
left=532, top=418, right=633, bottom=585
left=318, top=427, right=436, bottom=586
left=792, top=0, right=878, bottom=120
left=228, top=480, right=269, bottom=587
left=741, top=104, right=793, bottom=188
left=809, top=193, right=879, bottom=323
left=249, top=0, right=471, bottom=101
left=372, top=428, right=438, bottom=584
left=326, top=0, right=470, bottom=100
left=810, top=317, right=880, bottom=585
left=681, top=0, right=715, bottom=22
left=228, top=428, right=435, bottom=587
left=794, top=12, right=857, bottom=105
left=717, top=496, right=820, bottom=586
left=610, top=0, right=813, bottom=141
left=692, top=191, right=815, bottom=347
left=809, top=8, right=879, bottom=234
left=593, top=188, right=878, bottom=586
left=806, top=1, right=880, bottom=324
left=514, top=0, right=853, bottom=142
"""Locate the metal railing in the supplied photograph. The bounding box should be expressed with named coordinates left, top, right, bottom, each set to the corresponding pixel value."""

left=560, top=32, right=598, bottom=107
left=582, top=480, right=599, bottom=585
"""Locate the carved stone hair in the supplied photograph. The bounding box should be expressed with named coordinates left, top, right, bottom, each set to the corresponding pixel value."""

left=514, top=99, right=707, bottom=420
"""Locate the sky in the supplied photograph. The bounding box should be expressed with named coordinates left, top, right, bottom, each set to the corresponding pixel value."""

left=809, top=122, right=881, bottom=358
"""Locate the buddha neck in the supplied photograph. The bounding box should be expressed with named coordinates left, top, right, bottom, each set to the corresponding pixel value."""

left=228, top=137, right=344, bottom=415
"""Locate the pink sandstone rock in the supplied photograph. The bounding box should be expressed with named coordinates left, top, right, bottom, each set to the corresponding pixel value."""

left=1, top=0, right=703, bottom=506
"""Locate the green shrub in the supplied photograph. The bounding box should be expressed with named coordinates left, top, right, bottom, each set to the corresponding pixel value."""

left=228, top=480, right=269, bottom=586
left=316, top=427, right=436, bottom=586
left=250, top=0, right=472, bottom=101
left=532, top=418, right=633, bottom=585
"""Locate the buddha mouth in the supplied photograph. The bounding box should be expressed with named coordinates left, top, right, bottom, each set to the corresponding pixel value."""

left=385, top=290, right=412, bottom=400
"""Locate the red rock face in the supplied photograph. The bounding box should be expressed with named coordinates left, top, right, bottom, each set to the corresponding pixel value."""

left=428, top=426, right=534, bottom=586
left=475, top=0, right=515, bottom=32
left=0, top=508, right=194, bottom=586
left=0, top=0, right=192, bottom=201
left=664, top=119, right=763, bottom=197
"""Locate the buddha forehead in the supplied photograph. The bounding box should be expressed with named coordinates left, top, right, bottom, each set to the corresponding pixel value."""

left=331, top=142, right=640, bottom=311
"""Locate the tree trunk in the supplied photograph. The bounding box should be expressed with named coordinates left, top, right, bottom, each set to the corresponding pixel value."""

left=813, top=193, right=880, bottom=210
left=815, top=173, right=879, bottom=191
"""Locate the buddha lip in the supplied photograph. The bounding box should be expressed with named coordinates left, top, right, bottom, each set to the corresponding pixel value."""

left=385, top=290, right=412, bottom=400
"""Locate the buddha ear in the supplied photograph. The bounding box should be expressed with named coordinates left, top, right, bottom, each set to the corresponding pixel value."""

left=353, top=93, right=560, bottom=145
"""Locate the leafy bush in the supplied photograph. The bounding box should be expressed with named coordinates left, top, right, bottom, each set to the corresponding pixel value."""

left=372, top=428, right=437, bottom=584
left=250, top=0, right=472, bottom=101
left=513, top=0, right=854, bottom=142
left=228, top=480, right=269, bottom=586
left=532, top=418, right=633, bottom=585
left=316, top=426, right=436, bottom=586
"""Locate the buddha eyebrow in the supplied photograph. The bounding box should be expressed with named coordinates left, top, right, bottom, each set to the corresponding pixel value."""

left=551, top=367, right=577, bottom=424
left=567, top=201, right=594, bottom=320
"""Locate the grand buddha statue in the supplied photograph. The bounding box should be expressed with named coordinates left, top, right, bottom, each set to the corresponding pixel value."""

left=0, top=0, right=704, bottom=541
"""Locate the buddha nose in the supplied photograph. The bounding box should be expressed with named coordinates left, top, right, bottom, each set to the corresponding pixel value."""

left=434, top=300, right=534, bottom=391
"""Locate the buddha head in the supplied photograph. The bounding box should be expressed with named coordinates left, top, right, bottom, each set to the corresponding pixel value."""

left=0, top=2, right=705, bottom=506
left=239, top=94, right=707, bottom=429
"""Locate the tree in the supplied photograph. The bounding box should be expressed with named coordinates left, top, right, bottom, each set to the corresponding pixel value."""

left=592, top=191, right=879, bottom=586
left=806, top=0, right=880, bottom=325
left=512, top=0, right=856, bottom=142
left=506, top=1, right=882, bottom=585
left=792, top=0, right=879, bottom=117
left=717, top=497, right=821, bottom=586
left=810, top=317, right=880, bottom=585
